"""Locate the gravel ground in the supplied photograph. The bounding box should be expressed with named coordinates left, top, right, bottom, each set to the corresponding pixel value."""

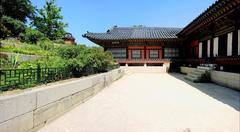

left=38, top=73, right=240, bottom=132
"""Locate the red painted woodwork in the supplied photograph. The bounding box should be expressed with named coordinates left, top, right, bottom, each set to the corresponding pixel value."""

left=146, top=50, right=149, bottom=59
left=190, top=40, right=199, bottom=58
left=128, top=46, right=144, bottom=49
left=141, top=49, right=145, bottom=59
left=116, top=58, right=171, bottom=64
left=146, top=46, right=162, bottom=49
left=159, top=49, right=163, bottom=59
left=191, top=40, right=199, bottom=47
left=128, top=50, right=131, bottom=59
left=127, top=46, right=163, bottom=60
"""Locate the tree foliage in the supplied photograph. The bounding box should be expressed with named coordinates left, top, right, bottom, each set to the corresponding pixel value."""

left=57, top=45, right=117, bottom=77
left=32, top=0, right=67, bottom=40
left=19, top=28, right=45, bottom=44
left=0, top=0, right=35, bottom=22
left=0, top=16, right=26, bottom=38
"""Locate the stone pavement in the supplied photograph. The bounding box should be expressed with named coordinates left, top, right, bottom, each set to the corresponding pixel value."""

left=38, top=73, right=240, bottom=132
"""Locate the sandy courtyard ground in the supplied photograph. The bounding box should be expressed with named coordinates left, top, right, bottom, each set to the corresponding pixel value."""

left=38, top=73, right=240, bottom=132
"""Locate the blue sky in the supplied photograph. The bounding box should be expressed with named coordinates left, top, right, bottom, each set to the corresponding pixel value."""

left=30, top=0, right=215, bottom=46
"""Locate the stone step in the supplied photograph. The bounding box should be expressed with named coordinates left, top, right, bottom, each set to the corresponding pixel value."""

left=197, top=66, right=214, bottom=70
left=184, top=76, right=200, bottom=83
left=195, top=68, right=208, bottom=73
left=191, top=71, right=204, bottom=76
left=188, top=73, right=201, bottom=79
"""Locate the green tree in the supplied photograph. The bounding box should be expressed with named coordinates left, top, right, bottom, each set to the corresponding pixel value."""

left=32, top=0, right=67, bottom=40
left=0, top=15, right=26, bottom=38
left=0, top=0, right=35, bottom=22
left=19, top=27, right=45, bottom=44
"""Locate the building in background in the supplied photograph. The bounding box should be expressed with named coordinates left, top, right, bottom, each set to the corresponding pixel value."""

left=83, top=0, right=240, bottom=73
left=63, top=33, right=76, bottom=45
left=177, top=0, right=240, bottom=72
left=83, top=26, right=182, bottom=68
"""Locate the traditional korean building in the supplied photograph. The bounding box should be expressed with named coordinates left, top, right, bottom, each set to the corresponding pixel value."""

left=63, top=33, right=76, bottom=45
left=83, top=26, right=183, bottom=67
left=83, top=0, right=240, bottom=72
left=177, top=0, right=240, bottom=72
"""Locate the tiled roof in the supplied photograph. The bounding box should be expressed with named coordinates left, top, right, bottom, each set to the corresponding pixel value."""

left=83, top=26, right=182, bottom=40
left=178, top=0, right=240, bottom=36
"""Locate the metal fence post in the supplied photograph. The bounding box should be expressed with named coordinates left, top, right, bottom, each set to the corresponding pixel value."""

left=37, top=64, right=41, bottom=83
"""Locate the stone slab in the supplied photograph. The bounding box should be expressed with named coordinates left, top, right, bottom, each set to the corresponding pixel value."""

left=0, top=112, right=33, bottom=132
left=0, top=92, right=36, bottom=123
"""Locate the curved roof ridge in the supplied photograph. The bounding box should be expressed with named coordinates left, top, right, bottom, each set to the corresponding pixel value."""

left=83, top=26, right=182, bottom=40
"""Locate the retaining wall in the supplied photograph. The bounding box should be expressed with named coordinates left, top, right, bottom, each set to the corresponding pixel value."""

left=125, top=66, right=166, bottom=73
left=0, top=52, right=42, bottom=62
left=210, top=70, right=240, bottom=90
left=180, top=67, right=240, bottom=90
left=0, top=68, right=124, bottom=132
left=180, top=67, right=196, bottom=75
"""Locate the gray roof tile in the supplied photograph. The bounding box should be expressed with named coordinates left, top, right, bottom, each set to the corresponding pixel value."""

left=83, top=27, right=182, bottom=40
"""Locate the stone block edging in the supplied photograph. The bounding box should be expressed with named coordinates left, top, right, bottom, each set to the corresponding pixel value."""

left=0, top=68, right=124, bottom=132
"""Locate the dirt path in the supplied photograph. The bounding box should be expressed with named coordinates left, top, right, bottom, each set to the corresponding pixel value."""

left=38, top=73, right=240, bottom=132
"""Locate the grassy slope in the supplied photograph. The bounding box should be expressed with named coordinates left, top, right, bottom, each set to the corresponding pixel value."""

left=0, top=39, right=63, bottom=56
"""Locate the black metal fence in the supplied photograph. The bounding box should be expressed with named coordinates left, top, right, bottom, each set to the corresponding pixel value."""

left=0, top=66, right=72, bottom=91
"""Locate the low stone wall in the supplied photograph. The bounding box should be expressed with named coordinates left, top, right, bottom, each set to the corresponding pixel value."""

left=0, top=68, right=124, bottom=132
left=124, top=66, right=166, bottom=73
left=180, top=67, right=196, bottom=75
left=210, top=70, right=240, bottom=90
left=180, top=67, right=240, bottom=90
left=0, top=52, right=42, bottom=62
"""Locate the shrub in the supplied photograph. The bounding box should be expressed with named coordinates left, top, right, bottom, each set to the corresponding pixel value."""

left=15, top=44, right=118, bottom=77
left=0, top=23, right=11, bottom=38
left=19, top=28, right=45, bottom=44
left=0, top=58, right=12, bottom=69
left=53, top=39, right=65, bottom=44
left=37, top=39, right=55, bottom=50
left=0, top=16, right=26, bottom=38
left=18, top=56, right=68, bottom=69
left=57, top=45, right=86, bottom=59
left=76, top=47, right=116, bottom=74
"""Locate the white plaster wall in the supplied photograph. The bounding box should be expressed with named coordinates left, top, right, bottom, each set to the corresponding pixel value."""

left=227, top=32, right=233, bottom=56
left=238, top=30, right=240, bottom=55
left=213, top=37, right=219, bottom=57
left=199, top=42, right=202, bottom=58
left=207, top=40, right=210, bottom=57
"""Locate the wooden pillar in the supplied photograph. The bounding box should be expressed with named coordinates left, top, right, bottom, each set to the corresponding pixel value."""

left=146, top=49, right=149, bottom=59
left=141, top=49, right=144, bottom=59
left=238, top=30, right=240, bottom=55
left=159, top=49, right=162, bottom=59
left=144, top=46, right=146, bottom=59
left=126, top=47, right=128, bottom=59
left=128, top=49, right=131, bottom=59
left=232, top=29, right=238, bottom=56
left=162, top=47, right=164, bottom=59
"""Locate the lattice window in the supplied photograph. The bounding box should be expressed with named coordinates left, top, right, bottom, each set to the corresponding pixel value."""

left=107, top=48, right=126, bottom=59
left=149, top=50, right=159, bottom=59
left=164, top=48, right=179, bottom=58
left=132, top=50, right=141, bottom=59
